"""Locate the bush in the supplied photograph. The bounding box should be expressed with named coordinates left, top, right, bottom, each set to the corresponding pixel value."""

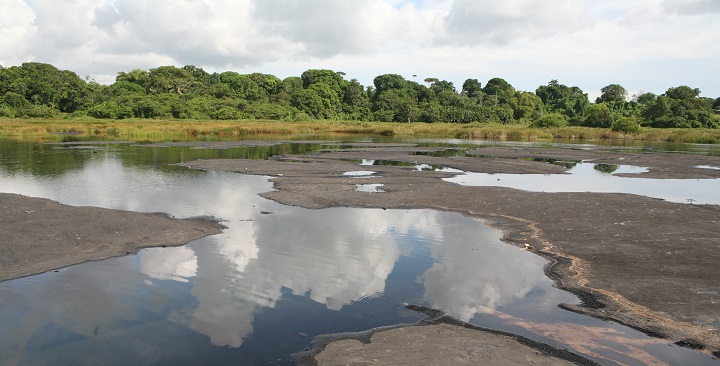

left=372, top=109, right=395, bottom=122
left=530, top=113, right=568, bottom=128
left=87, top=102, right=132, bottom=119
left=65, top=110, right=88, bottom=119
left=15, top=105, right=59, bottom=118
left=583, top=103, right=613, bottom=128
left=612, top=116, right=641, bottom=133
left=213, top=106, right=240, bottom=120
left=245, top=102, right=298, bottom=120
left=2, top=92, right=29, bottom=107
left=0, top=106, right=15, bottom=117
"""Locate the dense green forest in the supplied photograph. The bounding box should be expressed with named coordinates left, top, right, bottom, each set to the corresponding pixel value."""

left=1, top=62, right=719, bottom=132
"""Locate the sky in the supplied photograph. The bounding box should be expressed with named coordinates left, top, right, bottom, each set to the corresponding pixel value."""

left=1, top=0, right=719, bottom=100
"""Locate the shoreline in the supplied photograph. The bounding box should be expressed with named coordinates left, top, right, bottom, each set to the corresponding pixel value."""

left=0, top=193, right=224, bottom=283
left=293, top=304, right=602, bottom=366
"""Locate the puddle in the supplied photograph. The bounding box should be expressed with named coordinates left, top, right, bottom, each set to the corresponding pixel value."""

left=360, top=159, right=415, bottom=167
left=696, top=165, right=720, bottom=171
left=544, top=159, right=579, bottom=169
left=342, top=170, right=376, bottom=176
left=360, top=159, right=462, bottom=173
left=593, top=163, right=649, bottom=174
left=0, top=139, right=716, bottom=365
left=445, top=162, right=720, bottom=205
left=355, top=184, right=385, bottom=192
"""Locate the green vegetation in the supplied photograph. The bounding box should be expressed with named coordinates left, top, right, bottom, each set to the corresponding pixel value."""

left=2, top=118, right=719, bottom=144
left=2, top=63, right=719, bottom=129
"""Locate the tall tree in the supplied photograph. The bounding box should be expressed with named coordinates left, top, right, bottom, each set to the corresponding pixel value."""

left=596, top=84, right=628, bottom=104
left=0, top=62, right=88, bottom=112
left=512, top=91, right=544, bottom=120
left=634, top=92, right=656, bottom=105
left=664, top=85, right=700, bottom=100
left=116, top=69, right=151, bottom=92
left=483, top=77, right=515, bottom=105
left=300, top=69, right=348, bottom=118
left=583, top=103, right=613, bottom=128
left=640, top=86, right=719, bottom=128
left=536, top=80, right=589, bottom=124
left=342, top=79, right=370, bottom=119
left=371, top=74, right=420, bottom=122
left=147, top=66, right=195, bottom=95
left=461, top=79, right=482, bottom=98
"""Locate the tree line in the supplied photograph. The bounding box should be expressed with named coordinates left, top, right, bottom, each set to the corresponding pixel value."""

left=1, top=62, right=719, bottom=132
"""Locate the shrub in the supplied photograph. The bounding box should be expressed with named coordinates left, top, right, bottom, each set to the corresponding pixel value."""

left=16, top=105, right=59, bottom=118
left=2, top=92, right=29, bottom=107
left=213, top=106, right=240, bottom=120
left=530, top=113, right=568, bottom=128
left=0, top=106, right=15, bottom=117
left=612, top=116, right=641, bottom=133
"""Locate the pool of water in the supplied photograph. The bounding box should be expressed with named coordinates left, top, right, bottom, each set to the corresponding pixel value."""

left=360, top=159, right=463, bottom=173
left=0, top=139, right=716, bottom=365
left=342, top=170, right=376, bottom=176
left=445, top=162, right=720, bottom=205
left=355, top=183, right=385, bottom=192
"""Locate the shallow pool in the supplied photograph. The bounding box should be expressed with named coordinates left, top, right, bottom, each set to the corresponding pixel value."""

left=445, top=162, right=720, bottom=205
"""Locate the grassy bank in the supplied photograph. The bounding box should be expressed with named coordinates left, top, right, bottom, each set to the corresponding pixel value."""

left=1, top=118, right=719, bottom=144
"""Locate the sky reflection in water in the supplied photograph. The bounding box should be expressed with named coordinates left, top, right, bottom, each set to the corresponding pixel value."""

left=445, top=162, right=720, bottom=205
left=0, top=143, right=715, bottom=365
left=0, top=150, right=562, bottom=363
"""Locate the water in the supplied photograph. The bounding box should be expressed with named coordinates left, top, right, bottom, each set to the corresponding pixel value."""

left=360, top=158, right=463, bottom=173
left=445, top=162, right=720, bottom=205
left=0, top=139, right=716, bottom=365
left=354, top=183, right=385, bottom=192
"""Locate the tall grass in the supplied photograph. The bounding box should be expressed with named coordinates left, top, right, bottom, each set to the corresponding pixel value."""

left=0, top=118, right=718, bottom=144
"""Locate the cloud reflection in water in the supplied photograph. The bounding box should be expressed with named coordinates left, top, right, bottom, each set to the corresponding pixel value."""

left=138, top=204, right=556, bottom=346
left=0, top=150, right=577, bottom=359
left=419, top=213, right=554, bottom=321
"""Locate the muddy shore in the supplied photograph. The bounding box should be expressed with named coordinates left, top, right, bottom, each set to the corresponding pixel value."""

left=178, top=143, right=720, bottom=358
left=0, top=193, right=224, bottom=283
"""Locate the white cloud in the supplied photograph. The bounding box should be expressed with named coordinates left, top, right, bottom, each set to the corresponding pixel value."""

left=0, top=0, right=36, bottom=65
left=438, top=0, right=592, bottom=45
left=663, top=0, right=720, bottom=15
left=0, top=0, right=718, bottom=98
left=253, top=0, right=387, bottom=57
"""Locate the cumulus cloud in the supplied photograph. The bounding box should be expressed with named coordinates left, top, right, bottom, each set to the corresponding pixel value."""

left=0, top=0, right=36, bottom=65
left=91, top=3, right=122, bottom=34
left=438, top=0, right=592, bottom=45
left=78, top=0, right=433, bottom=70
left=253, top=0, right=386, bottom=57
left=23, top=0, right=98, bottom=59
left=90, top=0, right=281, bottom=67
left=0, top=0, right=437, bottom=73
left=1, top=0, right=718, bottom=97
left=662, top=0, right=720, bottom=15
left=252, top=0, right=436, bottom=57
